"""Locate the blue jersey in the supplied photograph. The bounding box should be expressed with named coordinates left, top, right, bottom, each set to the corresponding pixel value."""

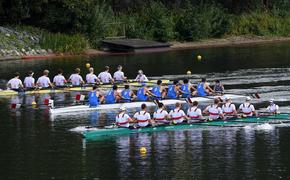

left=105, top=90, right=116, bottom=104
left=167, top=85, right=177, bottom=99
left=151, top=85, right=162, bottom=100
left=197, top=83, right=207, bottom=97
left=121, top=89, right=131, bottom=102
left=137, top=88, right=148, bottom=101
left=214, top=84, right=223, bottom=93
left=88, top=91, right=99, bottom=107
left=181, top=84, right=191, bottom=98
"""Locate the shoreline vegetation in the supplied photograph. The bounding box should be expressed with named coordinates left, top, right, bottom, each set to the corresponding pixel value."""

left=1, top=1, right=290, bottom=60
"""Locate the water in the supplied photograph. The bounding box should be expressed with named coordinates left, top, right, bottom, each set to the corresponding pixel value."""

left=1, top=43, right=290, bottom=179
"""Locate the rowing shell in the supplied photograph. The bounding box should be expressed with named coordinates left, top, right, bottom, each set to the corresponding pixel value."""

left=49, top=94, right=246, bottom=115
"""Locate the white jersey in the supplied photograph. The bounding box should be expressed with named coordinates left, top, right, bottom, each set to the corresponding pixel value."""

left=116, top=112, right=131, bottom=128
left=24, top=76, right=35, bottom=88
left=267, top=104, right=279, bottom=113
left=53, top=74, right=66, bottom=86
left=187, top=106, right=202, bottom=119
left=205, top=104, right=223, bottom=120
left=135, top=74, right=148, bottom=82
left=239, top=103, right=255, bottom=116
left=8, top=78, right=22, bottom=89
left=113, top=70, right=125, bottom=81
left=86, top=73, right=98, bottom=84
left=222, top=103, right=236, bottom=115
left=153, top=108, right=168, bottom=123
left=169, top=108, right=186, bottom=123
left=98, top=71, right=112, bottom=83
left=133, top=110, right=151, bottom=127
left=69, top=74, right=83, bottom=86
left=37, top=76, right=51, bottom=88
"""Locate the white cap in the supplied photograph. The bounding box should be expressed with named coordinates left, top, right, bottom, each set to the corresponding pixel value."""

left=246, top=97, right=251, bottom=101
left=120, top=107, right=126, bottom=111
left=269, top=99, right=274, bottom=103
left=138, top=70, right=143, bottom=74
left=225, top=96, right=231, bottom=101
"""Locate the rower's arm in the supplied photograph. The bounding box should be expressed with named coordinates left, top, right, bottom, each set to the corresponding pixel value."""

left=203, top=106, right=209, bottom=114
left=206, top=84, right=214, bottom=93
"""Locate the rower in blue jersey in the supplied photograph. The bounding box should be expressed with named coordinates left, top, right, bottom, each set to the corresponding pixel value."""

left=167, top=80, right=181, bottom=99
left=151, top=80, right=166, bottom=100
left=180, top=79, right=197, bottom=98
left=136, top=83, right=154, bottom=101
left=88, top=86, right=104, bottom=107
left=197, top=78, right=214, bottom=97
left=105, top=85, right=121, bottom=104
left=120, top=85, right=136, bottom=103
left=213, top=80, right=224, bottom=95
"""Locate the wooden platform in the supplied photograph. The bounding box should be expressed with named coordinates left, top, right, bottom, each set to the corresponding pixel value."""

left=101, top=39, right=171, bottom=53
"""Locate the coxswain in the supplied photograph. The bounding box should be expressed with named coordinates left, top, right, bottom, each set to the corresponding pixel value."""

left=53, top=69, right=67, bottom=87
left=238, top=97, right=256, bottom=117
left=136, top=83, right=154, bottom=101
left=37, top=70, right=53, bottom=88
left=86, top=67, right=100, bottom=84
left=167, top=80, right=181, bottom=99
left=169, top=102, right=188, bottom=124
left=116, top=107, right=133, bottom=128
left=68, top=68, right=84, bottom=86
left=213, top=80, right=224, bottom=95
left=187, top=101, right=203, bottom=120
left=88, top=86, right=104, bottom=107
left=151, top=80, right=166, bottom=100
left=222, top=97, right=237, bottom=116
left=180, top=79, right=197, bottom=98
left=203, top=98, right=224, bottom=120
left=113, top=65, right=127, bottom=83
left=266, top=99, right=279, bottom=114
left=153, top=103, right=169, bottom=124
left=133, top=103, right=153, bottom=127
left=105, top=85, right=122, bottom=104
left=23, top=71, right=35, bottom=89
left=197, top=78, right=214, bottom=97
left=7, top=72, right=23, bottom=91
left=120, top=85, right=136, bottom=103
left=135, top=70, right=148, bottom=82
left=98, top=66, right=114, bottom=84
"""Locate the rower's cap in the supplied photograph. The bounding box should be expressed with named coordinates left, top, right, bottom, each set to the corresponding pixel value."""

left=138, top=70, right=143, bottom=74
left=225, top=96, right=231, bottom=101
left=120, top=107, right=126, bottom=111
left=269, top=99, right=274, bottom=103
left=246, top=97, right=251, bottom=101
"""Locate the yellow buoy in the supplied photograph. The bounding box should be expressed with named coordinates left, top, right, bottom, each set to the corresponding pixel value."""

left=197, top=55, right=202, bottom=61
left=186, top=70, right=192, bottom=75
left=139, top=147, right=147, bottom=154
left=85, top=63, right=91, bottom=69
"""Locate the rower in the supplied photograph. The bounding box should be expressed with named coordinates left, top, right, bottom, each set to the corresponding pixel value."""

left=203, top=98, right=224, bottom=120
left=105, top=85, right=122, bottom=104
left=238, top=97, right=256, bottom=117
left=53, top=69, right=67, bottom=87
left=88, top=86, right=104, bottom=107
left=167, top=80, right=181, bottom=99
left=68, top=68, right=84, bottom=86
left=121, top=85, right=136, bottom=103
left=136, top=83, right=154, bottom=101
left=187, top=101, right=203, bottom=120
left=37, top=70, right=53, bottom=88
left=113, top=65, right=127, bottom=83
left=151, top=80, right=166, bottom=100
left=23, top=71, right=35, bottom=89
left=7, top=72, right=23, bottom=91
left=214, top=80, right=224, bottom=95
left=153, top=103, right=169, bottom=124
left=222, top=97, right=237, bottom=116
left=197, top=78, right=214, bottom=97
left=180, top=79, right=197, bottom=98
left=98, top=66, right=114, bottom=84
left=133, top=103, right=153, bottom=127
left=116, top=107, right=133, bottom=128
left=86, top=67, right=100, bottom=84
left=169, top=102, right=188, bottom=124
left=135, top=70, right=148, bottom=82
left=267, top=99, right=279, bottom=114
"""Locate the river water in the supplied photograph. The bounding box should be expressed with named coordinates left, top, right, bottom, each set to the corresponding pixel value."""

left=1, top=43, right=290, bottom=179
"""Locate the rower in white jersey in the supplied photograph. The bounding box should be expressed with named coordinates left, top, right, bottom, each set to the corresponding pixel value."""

left=68, top=68, right=84, bottom=86
left=116, top=107, right=133, bottom=128
left=98, top=66, right=114, bottom=84
left=113, top=65, right=127, bottom=82
left=23, top=71, right=35, bottom=89
left=153, top=103, right=169, bottom=124
left=135, top=70, right=148, bottom=82
left=133, top=103, right=153, bottom=127
left=7, top=72, right=23, bottom=91
left=222, top=97, right=237, bottom=116
left=238, top=97, right=257, bottom=117
left=187, top=101, right=203, bottom=120
left=86, top=67, right=100, bottom=84
left=169, top=102, right=188, bottom=124
left=53, top=69, right=67, bottom=87
left=203, top=98, right=224, bottom=120
left=37, top=70, right=53, bottom=88
left=267, top=99, right=279, bottom=114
